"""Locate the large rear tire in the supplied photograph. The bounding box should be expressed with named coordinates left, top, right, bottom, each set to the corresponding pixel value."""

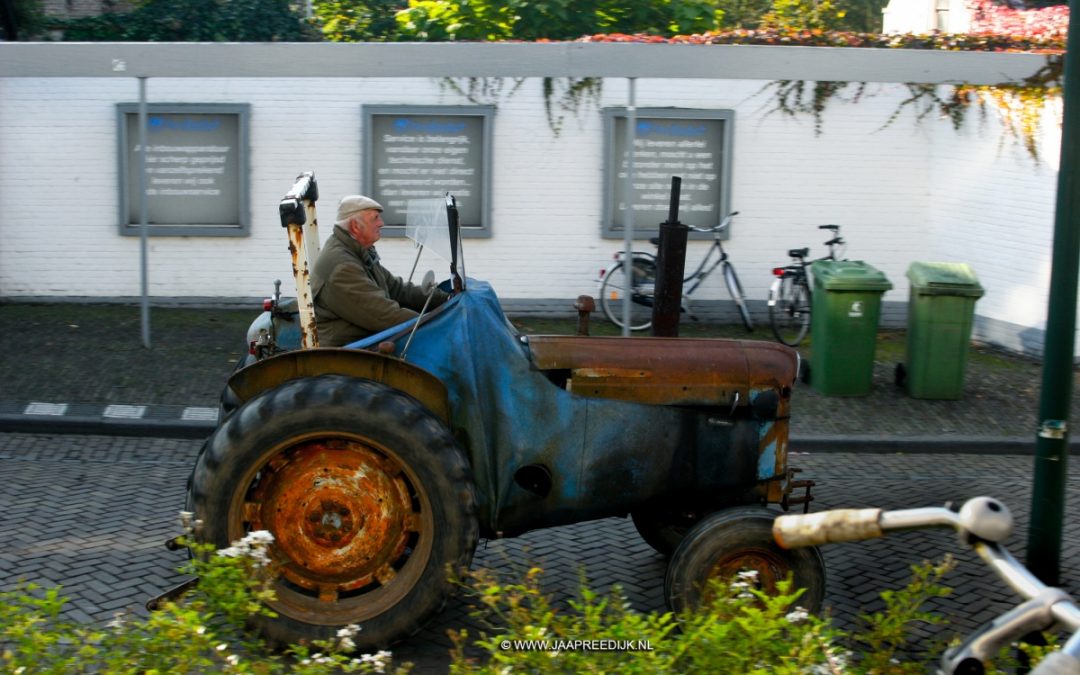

left=664, top=507, right=825, bottom=615
left=189, top=374, right=478, bottom=649
left=599, top=260, right=656, bottom=331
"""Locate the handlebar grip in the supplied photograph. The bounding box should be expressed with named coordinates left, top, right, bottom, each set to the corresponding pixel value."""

left=1028, top=651, right=1080, bottom=675
left=773, top=508, right=883, bottom=548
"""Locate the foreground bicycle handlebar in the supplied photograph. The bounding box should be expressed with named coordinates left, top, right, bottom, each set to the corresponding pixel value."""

left=774, top=497, right=1080, bottom=675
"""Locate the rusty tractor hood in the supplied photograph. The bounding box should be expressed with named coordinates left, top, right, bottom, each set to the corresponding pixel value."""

left=525, top=335, right=797, bottom=408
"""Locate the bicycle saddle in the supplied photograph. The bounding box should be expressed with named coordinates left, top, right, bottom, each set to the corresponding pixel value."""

left=788, top=247, right=810, bottom=259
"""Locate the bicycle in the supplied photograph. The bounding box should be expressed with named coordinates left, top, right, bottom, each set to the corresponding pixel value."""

left=767, top=225, right=846, bottom=347
left=598, top=212, right=753, bottom=332
left=774, top=496, right=1080, bottom=675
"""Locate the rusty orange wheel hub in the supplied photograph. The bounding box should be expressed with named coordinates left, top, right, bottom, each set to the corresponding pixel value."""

left=703, top=547, right=789, bottom=599
left=242, top=438, right=424, bottom=607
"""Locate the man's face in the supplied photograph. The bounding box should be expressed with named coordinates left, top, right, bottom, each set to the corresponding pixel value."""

left=348, top=209, right=383, bottom=248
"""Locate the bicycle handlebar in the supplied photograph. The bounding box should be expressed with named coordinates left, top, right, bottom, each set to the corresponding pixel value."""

left=688, top=211, right=739, bottom=234
left=774, top=497, right=1080, bottom=675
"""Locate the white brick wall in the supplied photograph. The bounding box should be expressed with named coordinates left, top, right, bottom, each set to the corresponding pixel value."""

left=0, top=75, right=1063, bottom=353
left=925, top=91, right=1067, bottom=352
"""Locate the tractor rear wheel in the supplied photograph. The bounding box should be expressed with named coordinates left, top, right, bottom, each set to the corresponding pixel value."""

left=189, top=374, right=477, bottom=649
left=664, top=507, right=825, bottom=615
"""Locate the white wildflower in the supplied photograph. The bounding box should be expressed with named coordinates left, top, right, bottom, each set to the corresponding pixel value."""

left=106, top=612, right=126, bottom=630
left=737, top=570, right=759, bottom=581
left=216, top=530, right=275, bottom=568
left=339, top=636, right=356, bottom=652
left=226, top=654, right=240, bottom=666
left=360, top=650, right=393, bottom=673
left=245, top=530, right=274, bottom=545
left=216, top=643, right=228, bottom=652
left=785, top=607, right=810, bottom=623
left=195, top=625, right=206, bottom=635
left=337, top=623, right=361, bottom=639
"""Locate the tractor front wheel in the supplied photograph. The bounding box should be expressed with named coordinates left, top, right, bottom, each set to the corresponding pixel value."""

left=664, top=507, right=825, bottom=615
left=188, top=375, right=478, bottom=649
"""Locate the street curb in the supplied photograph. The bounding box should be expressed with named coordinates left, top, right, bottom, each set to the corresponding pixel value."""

left=0, top=401, right=218, bottom=440
left=3, top=402, right=1078, bottom=454
left=791, top=434, right=1080, bottom=455
left=0, top=413, right=215, bottom=439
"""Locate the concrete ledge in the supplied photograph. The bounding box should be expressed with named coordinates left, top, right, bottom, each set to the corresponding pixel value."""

left=792, top=434, right=1080, bottom=455
left=3, top=403, right=1075, bottom=454
left=0, top=413, right=215, bottom=440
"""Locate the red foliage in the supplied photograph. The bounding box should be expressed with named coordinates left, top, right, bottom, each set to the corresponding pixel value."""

left=577, top=28, right=1064, bottom=52
left=967, top=0, right=1069, bottom=41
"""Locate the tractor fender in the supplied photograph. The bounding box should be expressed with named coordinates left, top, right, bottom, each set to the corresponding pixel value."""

left=224, top=348, right=450, bottom=423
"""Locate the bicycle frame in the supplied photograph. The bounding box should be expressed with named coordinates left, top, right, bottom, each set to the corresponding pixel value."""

left=683, top=238, right=728, bottom=297
left=600, top=212, right=751, bottom=331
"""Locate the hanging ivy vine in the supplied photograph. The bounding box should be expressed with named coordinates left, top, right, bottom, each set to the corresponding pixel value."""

left=440, top=76, right=603, bottom=136
left=440, top=30, right=1064, bottom=157
left=757, top=53, right=1061, bottom=161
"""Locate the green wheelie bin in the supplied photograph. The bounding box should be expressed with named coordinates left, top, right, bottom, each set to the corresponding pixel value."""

left=899, top=262, right=984, bottom=400
left=809, top=261, right=893, bottom=396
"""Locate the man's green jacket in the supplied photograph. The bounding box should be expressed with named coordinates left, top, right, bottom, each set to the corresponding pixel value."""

left=311, top=226, right=447, bottom=347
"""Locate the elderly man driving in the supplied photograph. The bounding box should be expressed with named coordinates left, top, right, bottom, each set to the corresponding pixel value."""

left=311, top=195, right=449, bottom=347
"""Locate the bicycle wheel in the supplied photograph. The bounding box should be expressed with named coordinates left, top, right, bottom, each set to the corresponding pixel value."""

left=722, top=263, right=754, bottom=331
left=599, top=260, right=655, bottom=331
left=769, top=276, right=811, bottom=346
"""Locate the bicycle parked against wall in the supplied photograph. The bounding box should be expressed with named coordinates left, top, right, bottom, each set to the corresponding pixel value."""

left=598, top=212, right=753, bottom=332
left=767, top=225, right=846, bottom=347
left=774, top=496, right=1080, bottom=675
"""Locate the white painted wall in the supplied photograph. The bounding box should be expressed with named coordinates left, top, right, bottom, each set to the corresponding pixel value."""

left=883, top=0, right=971, bottom=34
left=0, top=74, right=1064, bottom=354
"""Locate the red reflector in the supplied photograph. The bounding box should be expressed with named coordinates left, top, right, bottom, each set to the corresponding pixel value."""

left=772, top=268, right=786, bottom=277
left=263, top=298, right=274, bottom=311
left=249, top=340, right=257, bottom=355
left=599, top=269, right=606, bottom=279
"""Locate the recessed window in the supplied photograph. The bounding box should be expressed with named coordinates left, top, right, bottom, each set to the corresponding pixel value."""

left=116, top=103, right=250, bottom=237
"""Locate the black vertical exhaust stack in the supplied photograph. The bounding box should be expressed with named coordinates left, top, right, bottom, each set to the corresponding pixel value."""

left=652, top=177, right=689, bottom=337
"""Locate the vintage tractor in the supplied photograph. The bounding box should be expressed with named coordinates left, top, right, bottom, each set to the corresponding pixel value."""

left=185, top=173, right=824, bottom=649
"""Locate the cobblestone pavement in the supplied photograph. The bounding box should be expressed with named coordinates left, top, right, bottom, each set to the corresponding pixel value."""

left=2, top=432, right=1077, bottom=671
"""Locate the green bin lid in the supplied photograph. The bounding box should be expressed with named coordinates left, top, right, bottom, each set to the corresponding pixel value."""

left=811, top=260, right=893, bottom=291
left=906, top=262, right=985, bottom=297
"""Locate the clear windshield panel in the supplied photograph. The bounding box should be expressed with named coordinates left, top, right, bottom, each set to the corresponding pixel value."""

left=404, top=198, right=453, bottom=262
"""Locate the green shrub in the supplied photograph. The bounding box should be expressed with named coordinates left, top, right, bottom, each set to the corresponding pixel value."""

left=0, top=518, right=1068, bottom=673
left=0, top=516, right=407, bottom=674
